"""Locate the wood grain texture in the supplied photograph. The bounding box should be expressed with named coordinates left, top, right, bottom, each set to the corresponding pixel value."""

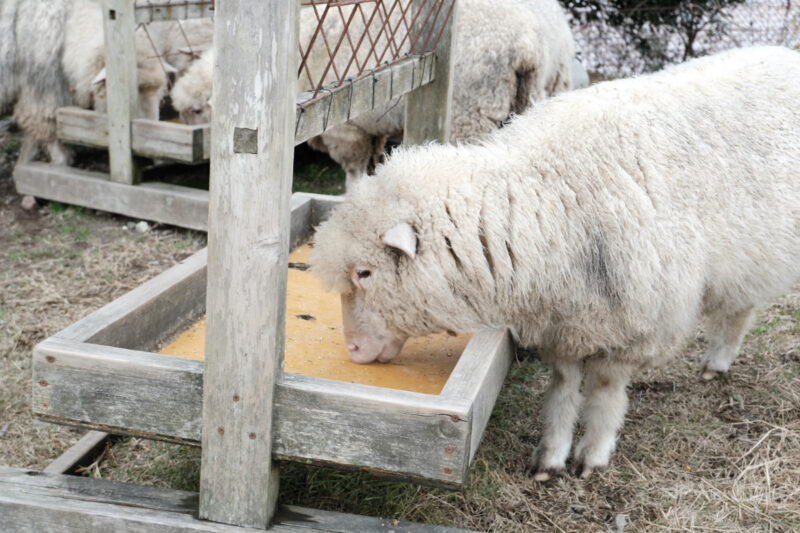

left=294, top=53, right=434, bottom=144
left=403, top=0, right=456, bottom=145
left=103, top=0, right=140, bottom=184
left=200, top=0, right=299, bottom=526
left=440, top=329, right=515, bottom=462
left=13, top=162, right=210, bottom=231
left=0, top=467, right=479, bottom=532
left=57, top=107, right=210, bottom=163
left=31, top=339, right=472, bottom=486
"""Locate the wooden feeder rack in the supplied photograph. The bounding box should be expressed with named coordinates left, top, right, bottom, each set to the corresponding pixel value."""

left=0, top=1, right=515, bottom=531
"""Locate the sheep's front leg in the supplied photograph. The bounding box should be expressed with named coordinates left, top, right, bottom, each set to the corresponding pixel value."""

left=530, top=358, right=582, bottom=481
left=572, top=358, right=634, bottom=478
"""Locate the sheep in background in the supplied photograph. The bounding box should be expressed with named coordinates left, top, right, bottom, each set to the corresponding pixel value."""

left=170, top=0, right=575, bottom=189
left=1, top=0, right=73, bottom=164
left=170, top=48, right=213, bottom=125
left=147, top=17, right=214, bottom=77
left=0, top=0, right=173, bottom=165
left=63, top=0, right=173, bottom=122
left=308, top=47, right=800, bottom=480
left=309, top=0, right=575, bottom=188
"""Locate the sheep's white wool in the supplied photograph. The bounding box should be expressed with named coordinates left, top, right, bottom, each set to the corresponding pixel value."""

left=1, top=0, right=172, bottom=163
left=310, top=46, right=800, bottom=477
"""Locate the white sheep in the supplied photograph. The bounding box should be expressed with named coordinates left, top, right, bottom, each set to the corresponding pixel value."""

left=170, top=3, right=392, bottom=127
left=1, top=0, right=74, bottom=164
left=308, top=46, right=800, bottom=480
left=170, top=48, right=214, bottom=125
left=169, top=0, right=575, bottom=189
left=309, top=0, right=576, bottom=189
left=0, top=0, right=173, bottom=164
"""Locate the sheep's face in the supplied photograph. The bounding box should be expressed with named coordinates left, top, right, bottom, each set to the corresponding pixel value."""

left=179, top=99, right=211, bottom=125
left=311, top=219, right=423, bottom=365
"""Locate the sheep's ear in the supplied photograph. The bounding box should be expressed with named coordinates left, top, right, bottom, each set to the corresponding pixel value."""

left=163, top=62, right=178, bottom=74
left=382, top=222, right=417, bottom=259
left=92, top=68, right=107, bottom=85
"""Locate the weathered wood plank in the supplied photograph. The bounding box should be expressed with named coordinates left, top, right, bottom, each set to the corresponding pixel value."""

left=32, top=339, right=472, bottom=486
left=440, top=329, right=515, bottom=462
left=274, top=374, right=470, bottom=486
left=200, top=0, right=299, bottom=525
left=43, top=430, right=110, bottom=475
left=295, top=53, right=434, bottom=144
left=0, top=467, right=478, bottom=532
left=55, top=247, right=208, bottom=350
left=13, top=162, right=210, bottom=231
left=57, top=107, right=209, bottom=163
left=135, top=0, right=216, bottom=23
left=403, top=0, right=456, bottom=144
left=103, top=0, right=140, bottom=184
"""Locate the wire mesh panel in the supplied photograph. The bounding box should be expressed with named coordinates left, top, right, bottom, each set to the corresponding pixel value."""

left=298, top=0, right=455, bottom=101
left=566, top=0, right=800, bottom=77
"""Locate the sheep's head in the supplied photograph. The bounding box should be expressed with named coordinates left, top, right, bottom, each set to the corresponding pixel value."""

left=91, top=59, right=174, bottom=120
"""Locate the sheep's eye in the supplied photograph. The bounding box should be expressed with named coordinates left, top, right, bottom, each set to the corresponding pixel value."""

left=357, top=270, right=371, bottom=279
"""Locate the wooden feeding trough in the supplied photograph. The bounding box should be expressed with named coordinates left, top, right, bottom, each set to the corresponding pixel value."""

left=32, top=193, right=515, bottom=487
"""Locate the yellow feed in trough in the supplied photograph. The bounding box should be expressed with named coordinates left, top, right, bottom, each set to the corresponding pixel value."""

left=159, top=244, right=470, bottom=395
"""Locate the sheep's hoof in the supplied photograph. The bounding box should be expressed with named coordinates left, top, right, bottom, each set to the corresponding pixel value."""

left=700, top=366, right=719, bottom=381
left=532, top=470, right=553, bottom=482
left=573, top=461, right=594, bottom=480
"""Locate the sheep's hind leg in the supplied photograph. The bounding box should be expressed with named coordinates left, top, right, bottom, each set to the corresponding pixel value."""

left=701, top=306, right=754, bottom=380
left=572, top=358, right=634, bottom=479
left=530, top=358, right=582, bottom=481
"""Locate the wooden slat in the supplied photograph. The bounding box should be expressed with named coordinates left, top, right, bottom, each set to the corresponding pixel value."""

left=135, top=0, right=216, bottom=23
left=13, top=162, right=210, bottom=231
left=55, top=248, right=208, bottom=350
left=200, top=0, right=299, bottom=526
left=54, top=54, right=432, bottom=162
left=32, top=339, right=471, bottom=487
left=48, top=194, right=327, bottom=346
left=440, top=329, right=515, bottom=462
left=103, top=0, right=140, bottom=184
left=403, top=1, right=456, bottom=145
left=0, top=467, right=478, bottom=532
left=43, top=431, right=110, bottom=475
left=57, top=107, right=209, bottom=163
left=295, top=53, right=434, bottom=144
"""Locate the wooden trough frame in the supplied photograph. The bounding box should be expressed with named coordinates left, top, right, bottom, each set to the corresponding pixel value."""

left=0, top=1, right=513, bottom=531
left=12, top=0, right=437, bottom=231
left=30, top=192, right=515, bottom=487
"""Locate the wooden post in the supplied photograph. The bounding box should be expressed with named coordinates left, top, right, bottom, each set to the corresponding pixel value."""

left=403, top=0, right=457, bottom=144
left=200, top=0, right=298, bottom=528
left=102, top=0, right=140, bottom=184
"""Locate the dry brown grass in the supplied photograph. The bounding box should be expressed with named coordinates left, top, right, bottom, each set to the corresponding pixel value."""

left=1, top=125, right=798, bottom=532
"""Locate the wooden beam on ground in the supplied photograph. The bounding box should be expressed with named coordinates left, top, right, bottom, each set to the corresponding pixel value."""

left=103, top=0, right=141, bottom=184
left=13, top=163, right=210, bottom=231
left=43, top=431, right=110, bottom=475
left=57, top=108, right=210, bottom=163
left=0, top=467, right=479, bottom=532
left=200, top=0, right=298, bottom=527
left=404, top=0, right=456, bottom=144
